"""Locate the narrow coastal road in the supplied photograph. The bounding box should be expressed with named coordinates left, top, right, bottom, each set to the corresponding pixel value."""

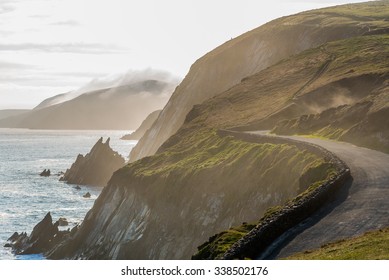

left=248, top=131, right=389, bottom=259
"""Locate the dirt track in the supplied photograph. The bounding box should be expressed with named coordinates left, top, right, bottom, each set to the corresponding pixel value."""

left=249, top=131, right=389, bottom=259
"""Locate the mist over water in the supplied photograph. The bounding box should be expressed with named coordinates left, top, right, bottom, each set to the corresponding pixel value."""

left=0, top=128, right=136, bottom=259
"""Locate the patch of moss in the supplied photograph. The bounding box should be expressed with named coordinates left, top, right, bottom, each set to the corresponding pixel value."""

left=286, top=227, right=389, bottom=260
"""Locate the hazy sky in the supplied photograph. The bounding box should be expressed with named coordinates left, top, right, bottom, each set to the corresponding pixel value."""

left=0, top=0, right=370, bottom=109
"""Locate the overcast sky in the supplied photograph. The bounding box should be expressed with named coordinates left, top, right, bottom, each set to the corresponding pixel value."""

left=0, top=0, right=370, bottom=109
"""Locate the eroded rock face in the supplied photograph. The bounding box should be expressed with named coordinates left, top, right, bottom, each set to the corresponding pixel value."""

left=61, top=137, right=125, bottom=187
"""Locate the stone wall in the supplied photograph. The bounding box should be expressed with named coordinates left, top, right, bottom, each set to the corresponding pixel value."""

left=217, top=130, right=350, bottom=260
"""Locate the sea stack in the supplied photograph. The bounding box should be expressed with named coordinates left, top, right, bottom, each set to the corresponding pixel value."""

left=61, top=137, right=125, bottom=187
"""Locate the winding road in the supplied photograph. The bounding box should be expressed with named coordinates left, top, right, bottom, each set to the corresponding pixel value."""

left=248, top=131, right=389, bottom=259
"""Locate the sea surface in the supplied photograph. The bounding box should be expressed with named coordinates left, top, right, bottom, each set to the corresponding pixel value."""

left=0, top=128, right=137, bottom=260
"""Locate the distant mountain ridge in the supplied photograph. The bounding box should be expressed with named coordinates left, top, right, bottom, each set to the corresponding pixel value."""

left=0, top=79, right=177, bottom=130
left=34, top=92, right=70, bottom=110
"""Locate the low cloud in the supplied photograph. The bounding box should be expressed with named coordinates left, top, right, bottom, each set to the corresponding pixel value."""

left=43, top=69, right=182, bottom=108
left=76, top=68, right=181, bottom=94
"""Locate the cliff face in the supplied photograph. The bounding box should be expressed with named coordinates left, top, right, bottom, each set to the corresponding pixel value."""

left=129, top=1, right=389, bottom=161
left=121, top=110, right=161, bottom=140
left=61, top=137, right=125, bottom=187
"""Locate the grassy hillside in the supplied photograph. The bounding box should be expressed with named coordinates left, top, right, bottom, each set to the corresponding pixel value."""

left=129, top=0, right=389, bottom=162
left=269, top=34, right=389, bottom=152
left=187, top=35, right=388, bottom=129
left=182, top=35, right=389, bottom=153
left=286, top=227, right=389, bottom=260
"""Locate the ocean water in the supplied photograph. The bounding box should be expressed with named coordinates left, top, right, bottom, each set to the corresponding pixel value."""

left=0, top=128, right=137, bottom=260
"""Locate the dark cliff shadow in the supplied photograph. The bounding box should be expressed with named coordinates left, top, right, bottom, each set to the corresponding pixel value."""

left=258, top=177, right=353, bottom=260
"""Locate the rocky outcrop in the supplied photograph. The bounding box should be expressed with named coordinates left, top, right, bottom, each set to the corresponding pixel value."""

left=5, top=212, right=77, bottom=255
left=121, top=110, right=161, bottom=140
left=39, top=169, right=51, bottom=177
left=60, top=137, right=125, bottom=187
left=129, top=1, right=389, bottom=162
left=83, top=192, right=91, bottom=198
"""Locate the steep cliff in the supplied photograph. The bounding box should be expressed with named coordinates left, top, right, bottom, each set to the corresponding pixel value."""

left=129, top=1, right=389, bottom=161
left=61, top=137, right=125, bottom=187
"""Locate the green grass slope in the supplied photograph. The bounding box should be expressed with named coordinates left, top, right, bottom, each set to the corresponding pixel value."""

left=286, top=228, right=389, bottom=260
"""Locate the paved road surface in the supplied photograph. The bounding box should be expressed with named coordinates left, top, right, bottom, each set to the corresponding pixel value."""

left=249, top=131, right=389, bottom=259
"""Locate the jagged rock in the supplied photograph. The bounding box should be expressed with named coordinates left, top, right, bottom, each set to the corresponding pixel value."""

left=6, top=213, right=78, bottom=256
left=5, top=212, right=57, bottom=254
left=40, top=169, right=51, bottom=177
left=83, top=192, right=91, bottom=198
left=57, top=218, right=69, bottom=227
left=61, top=137, right=125, bottom=187
left=73, top=185, right=81, bottom=190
